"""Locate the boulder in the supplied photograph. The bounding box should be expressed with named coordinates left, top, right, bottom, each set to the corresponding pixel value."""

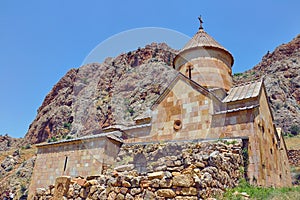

left=53, top=176, right=71, bottom=199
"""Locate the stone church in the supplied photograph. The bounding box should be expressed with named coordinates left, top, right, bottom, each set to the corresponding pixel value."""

left=29, top=20, right=292, bottom=196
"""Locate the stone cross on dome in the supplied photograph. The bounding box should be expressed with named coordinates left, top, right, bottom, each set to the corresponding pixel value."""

left=198, top=15, right=204, bottom=29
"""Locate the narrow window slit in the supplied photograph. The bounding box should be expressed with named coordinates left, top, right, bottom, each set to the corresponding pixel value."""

left=64, top=156, right=68, bottom=171
left=186, top=65, right=193, bottom=79
left=188, top=66, right=192, bottom=79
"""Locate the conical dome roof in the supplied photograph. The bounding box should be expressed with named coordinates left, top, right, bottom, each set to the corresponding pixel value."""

left=175, top=23, right=234, bottom=67
left=173, top=18, right=234, bottom=91
left=180, top=29, right=231, bottom=54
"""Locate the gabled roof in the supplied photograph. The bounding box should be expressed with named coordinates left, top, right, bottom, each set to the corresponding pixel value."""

left=214, top=104, right=259, bottom=115
left=151, top=73, right=222, bottom=110
left=223, top=80, right=263, bottom=103
left=36, top=131, right=123, bottom=147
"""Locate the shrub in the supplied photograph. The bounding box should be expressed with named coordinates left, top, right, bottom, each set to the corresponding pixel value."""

left=233, top=73, right=243, bottom=77
left=66, top=136, right=73, bottom=140
left=21, top=184, right=27, bottom=193
left=284, top=132, right=295, bottom=137
left=242, top=74, right=249, bottom=78
left=291, top=125, right=300, bottom=136
left=128, top=108, right=135, bottom=116
left=5, top=165, right=13, bottom=172
left=225, top=140, right=237, bottom=145
left=22, top=144, right=31, bottom=149
left=47, top=136, right=58, bottom=143
left=294, top=173, right=300, bottom=185
left=63, top=122, right=72, bottom=130
left=275, top=103, right=281, bottom=110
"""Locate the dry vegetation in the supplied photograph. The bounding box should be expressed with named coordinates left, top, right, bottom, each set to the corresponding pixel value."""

left=285, top=135, right=300, bottom=150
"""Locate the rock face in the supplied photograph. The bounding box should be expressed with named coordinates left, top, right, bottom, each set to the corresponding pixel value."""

left=234, top=34, right=300, bottom=134
left=0, top=135, right=23, bottom=151
left=0, top=148, right=36, bottom=200
left=25, top=69, right=77, bottom=144
left=25, top=43, right=178, bottom=144
left=32, top=140, right=244, bottom=199
left=0, top=151, right=19, bottom=174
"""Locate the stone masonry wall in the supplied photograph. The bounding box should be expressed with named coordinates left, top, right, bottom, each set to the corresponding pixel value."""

left=179, top=57, right=232, bottom=91
left=33, top=139, right=245, bottom=199
left=149, top=78, right=214, bottom=141
left=28, top=136, right=121, bottom=198
left=251, top=88, right=291, bottom=187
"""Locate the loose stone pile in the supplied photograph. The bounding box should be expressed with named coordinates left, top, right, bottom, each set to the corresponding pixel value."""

left=33, top=139, right=245, bottom=199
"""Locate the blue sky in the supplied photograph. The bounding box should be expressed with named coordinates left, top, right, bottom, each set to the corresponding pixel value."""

left=1, top=0, right=300, bottom=138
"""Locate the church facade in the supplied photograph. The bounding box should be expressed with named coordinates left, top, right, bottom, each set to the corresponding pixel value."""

left=29, top=20, right=292, bottom=195
left=125, top=23, right=291, bottom=187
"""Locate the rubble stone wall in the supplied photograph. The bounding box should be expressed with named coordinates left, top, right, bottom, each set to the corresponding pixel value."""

left=33, top=139, right=245, bottom=199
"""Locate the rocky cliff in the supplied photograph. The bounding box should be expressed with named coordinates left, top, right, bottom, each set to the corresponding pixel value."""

left=0, top=135, right=23, bottom=151
left=24, top=34, right=300, bottom=144
left=25, top=43, right=178, bottom=144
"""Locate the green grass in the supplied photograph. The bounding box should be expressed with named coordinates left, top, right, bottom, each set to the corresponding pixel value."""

left=220, top=179, right=300, bottom=200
